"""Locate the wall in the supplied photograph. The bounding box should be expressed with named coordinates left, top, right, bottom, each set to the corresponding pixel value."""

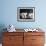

left=0, top=0, right=46, bottom=30
left=0, top=0, right=46, bottom=43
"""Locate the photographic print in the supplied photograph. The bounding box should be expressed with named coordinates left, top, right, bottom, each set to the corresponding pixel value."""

left=17, top=7, right=35, bottom=22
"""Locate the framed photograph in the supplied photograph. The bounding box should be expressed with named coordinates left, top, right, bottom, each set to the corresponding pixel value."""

left=17, top=7, right=35, bottom=22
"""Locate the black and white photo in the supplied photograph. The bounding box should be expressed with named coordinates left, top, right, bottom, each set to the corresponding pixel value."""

left=17, top=7, right=35, bottom=22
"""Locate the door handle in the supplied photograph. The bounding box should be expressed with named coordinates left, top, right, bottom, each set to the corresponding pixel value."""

left=32, top=39, right=36, bottom=40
